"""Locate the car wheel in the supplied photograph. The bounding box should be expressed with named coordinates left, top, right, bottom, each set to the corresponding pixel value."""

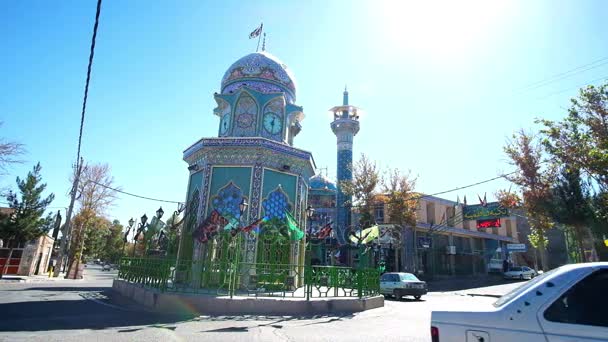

left=519, top=274, right=524, bottom=280
left=393, top=290, right=402, bottom=300
left=414, top=295, right=421, bottom=300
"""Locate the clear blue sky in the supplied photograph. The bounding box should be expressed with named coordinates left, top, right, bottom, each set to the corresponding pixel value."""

left=2, top=0, right=608, bottom=225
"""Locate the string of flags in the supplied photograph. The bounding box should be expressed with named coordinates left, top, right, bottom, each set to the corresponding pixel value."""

left=192, top=209, right=306, bottom=244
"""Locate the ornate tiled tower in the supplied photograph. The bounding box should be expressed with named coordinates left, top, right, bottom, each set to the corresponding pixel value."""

left=181, top=51, right=316, bottom=275
left=330, top=88, right=360, bottom=244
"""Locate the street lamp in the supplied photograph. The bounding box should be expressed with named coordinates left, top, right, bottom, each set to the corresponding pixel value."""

left=133, top=214, right=148, bottom=257
left=156, top=206, right=164, bottom=219
left=239, top=198, right=248, bottom=215
left=306, top=205, right=315, bottom=219
left=122, top=218, right=135, bottom=257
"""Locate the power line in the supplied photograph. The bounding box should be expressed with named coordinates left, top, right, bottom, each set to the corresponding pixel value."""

left=536, top=75, right=608, bottom=100
left=86, top=179, right=183, bottom=204
left=517, top=56, right=608, bottom=93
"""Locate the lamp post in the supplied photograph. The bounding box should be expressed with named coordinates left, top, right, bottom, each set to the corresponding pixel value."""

left=122, top=217, right=135, bottom=257
left=145, top=207, right=164, bottom=256
left=305, top=206, right=315, bottom=266
left=133, top=214, right=148, bottom=257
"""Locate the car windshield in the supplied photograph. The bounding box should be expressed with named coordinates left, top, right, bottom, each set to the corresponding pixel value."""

left=400, top=273, right=419, bottom=281
left=494, top=268, right=559, bottom=307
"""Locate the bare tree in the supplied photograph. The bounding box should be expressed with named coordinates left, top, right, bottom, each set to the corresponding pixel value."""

left=67, top=162, right=119, bottom=273
left=339, top=153, right=381, bottom=228
left=0, top=122, right=26, bottom=176
left=383, top=168, right=418, bottom=271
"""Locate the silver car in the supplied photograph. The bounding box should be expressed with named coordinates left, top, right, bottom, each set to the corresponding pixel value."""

left=504, top=266, right=537, bottom=280
left=380, top=272, right=428, bottom=300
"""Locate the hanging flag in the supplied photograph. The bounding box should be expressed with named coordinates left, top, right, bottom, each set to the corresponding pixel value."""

left=349, top=225, right=379, bottom=244
left=316, top=222, right=333, bottom=239
left=285, top=211, right=304, bottom=241
left=463, top=195, right=468, bottom=207
left=192, top=210, right=228, bottom=243
left=223, top=216, right=240, bottom=231
left=456, top=195, right=460, bottom=206
left=483, top=193, right=488, bottom=207
left=242, top=217, right=267, bottom=233
left=249, top=23, right=263, bottom=39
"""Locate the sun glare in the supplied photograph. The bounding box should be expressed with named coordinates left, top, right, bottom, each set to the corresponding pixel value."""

left=366, top=0, right=512, bottom=58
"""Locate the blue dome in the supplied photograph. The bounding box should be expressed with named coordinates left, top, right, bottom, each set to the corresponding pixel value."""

left=221, top=52, right=297, bottom=103
left=309, top=174, right=337, bottom=193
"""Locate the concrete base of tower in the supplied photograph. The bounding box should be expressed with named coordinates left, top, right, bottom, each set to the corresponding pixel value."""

left=112, top=279, right=384, bottom=316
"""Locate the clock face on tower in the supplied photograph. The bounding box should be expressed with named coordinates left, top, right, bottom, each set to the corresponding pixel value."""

left=220, top=114, right=230, bottom=135
left=263, top=112, right=282, bottom=134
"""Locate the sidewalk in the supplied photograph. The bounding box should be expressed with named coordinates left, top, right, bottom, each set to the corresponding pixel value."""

left=426, top=274, right=508, bottom=293
left=0, top=272, right=85, bottom=283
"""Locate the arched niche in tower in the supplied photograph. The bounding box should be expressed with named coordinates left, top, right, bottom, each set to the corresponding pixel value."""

left=233, top=92, right=258, bottom=137
left=215, top=98, right=232, bottom=137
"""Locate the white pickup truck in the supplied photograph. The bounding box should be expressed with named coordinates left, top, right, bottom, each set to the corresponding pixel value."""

left=431, top=262, right=608, bottom=342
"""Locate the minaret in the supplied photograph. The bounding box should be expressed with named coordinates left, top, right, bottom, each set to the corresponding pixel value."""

left=330, top=87, right=360, bottom=244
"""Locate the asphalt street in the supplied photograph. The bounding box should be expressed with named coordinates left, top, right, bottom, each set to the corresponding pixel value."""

left=0, top=265, right=525, bottom=342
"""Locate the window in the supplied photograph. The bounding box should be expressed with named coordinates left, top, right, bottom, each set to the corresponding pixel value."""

left=426, top=202, right=435, bottom=224
left=381, top=274, right=399, bottom=282
left=544, top=269, right=608, bottom=327
left=399, top=273, right=419, bottom=281
left=374, top=205, right=384, bottom=223
left=506, top=219, right=513, bottom=238
left=510, top=267, right=522, bottom=272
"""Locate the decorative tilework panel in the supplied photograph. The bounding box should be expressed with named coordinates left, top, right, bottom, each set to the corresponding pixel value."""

left=233, top=94, right=258, bottom=137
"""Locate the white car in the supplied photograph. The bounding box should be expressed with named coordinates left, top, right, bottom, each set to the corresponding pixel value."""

left=380, top=272, right=428, bottom=300
left=504, top=266, right=537, bottom=280
left=431, top=262, right=608, bottom=342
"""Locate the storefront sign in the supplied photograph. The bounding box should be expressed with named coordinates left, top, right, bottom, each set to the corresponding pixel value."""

left=506, top=243, right=527, bottom=252
left=476, top=218, right=501, bottom=229
left=463, top=202, right=509, bottom=220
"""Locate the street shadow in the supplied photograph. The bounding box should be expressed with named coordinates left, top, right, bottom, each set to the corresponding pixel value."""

left=0, top=292, right=195, bottom=332
left=199, top=314, right=353, bottom=332
left=384, top=297, right=426, bottom=302
left=426, top=276, right=516, bottom=292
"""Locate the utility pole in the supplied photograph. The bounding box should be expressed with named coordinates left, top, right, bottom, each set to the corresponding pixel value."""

left=54, top=161, right=83, bottom=277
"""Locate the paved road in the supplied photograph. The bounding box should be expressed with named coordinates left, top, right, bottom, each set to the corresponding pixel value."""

left=0, top=266, right=525, bottom=342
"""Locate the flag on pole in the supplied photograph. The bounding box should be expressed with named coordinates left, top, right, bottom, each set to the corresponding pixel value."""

left=285, top=211, right=304, bottom=241
left=249, top=23, right=263, bottom=39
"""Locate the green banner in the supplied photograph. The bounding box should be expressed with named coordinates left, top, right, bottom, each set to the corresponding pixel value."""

left=463, top=202, right=509, bottom=220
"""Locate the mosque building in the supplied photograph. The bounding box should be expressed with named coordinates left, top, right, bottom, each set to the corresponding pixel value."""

left=178, top=45, right=526, bottom=279
left=180, top=50, right=315, bottom=286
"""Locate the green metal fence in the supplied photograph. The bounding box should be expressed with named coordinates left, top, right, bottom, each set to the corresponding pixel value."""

left=117, top=257, right=380, bottom=299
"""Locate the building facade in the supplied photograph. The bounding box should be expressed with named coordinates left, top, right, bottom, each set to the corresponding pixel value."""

left=374, top=196, right=521, bottom=276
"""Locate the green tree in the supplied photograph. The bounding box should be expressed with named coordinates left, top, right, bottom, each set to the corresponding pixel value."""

left=503, top=130, right=554, bottom=270
left=339, top=153, right=381, bottom=229
left=539, top=83, right=608, bottom=194
left=0, top=163, right=54, bottom=277
left=548, top=167, right=595, bottom=262
left=101, top=220, right=123, bottom=262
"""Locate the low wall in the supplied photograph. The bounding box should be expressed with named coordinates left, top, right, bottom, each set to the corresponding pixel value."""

left=112, top=279, right=384, bottom=316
